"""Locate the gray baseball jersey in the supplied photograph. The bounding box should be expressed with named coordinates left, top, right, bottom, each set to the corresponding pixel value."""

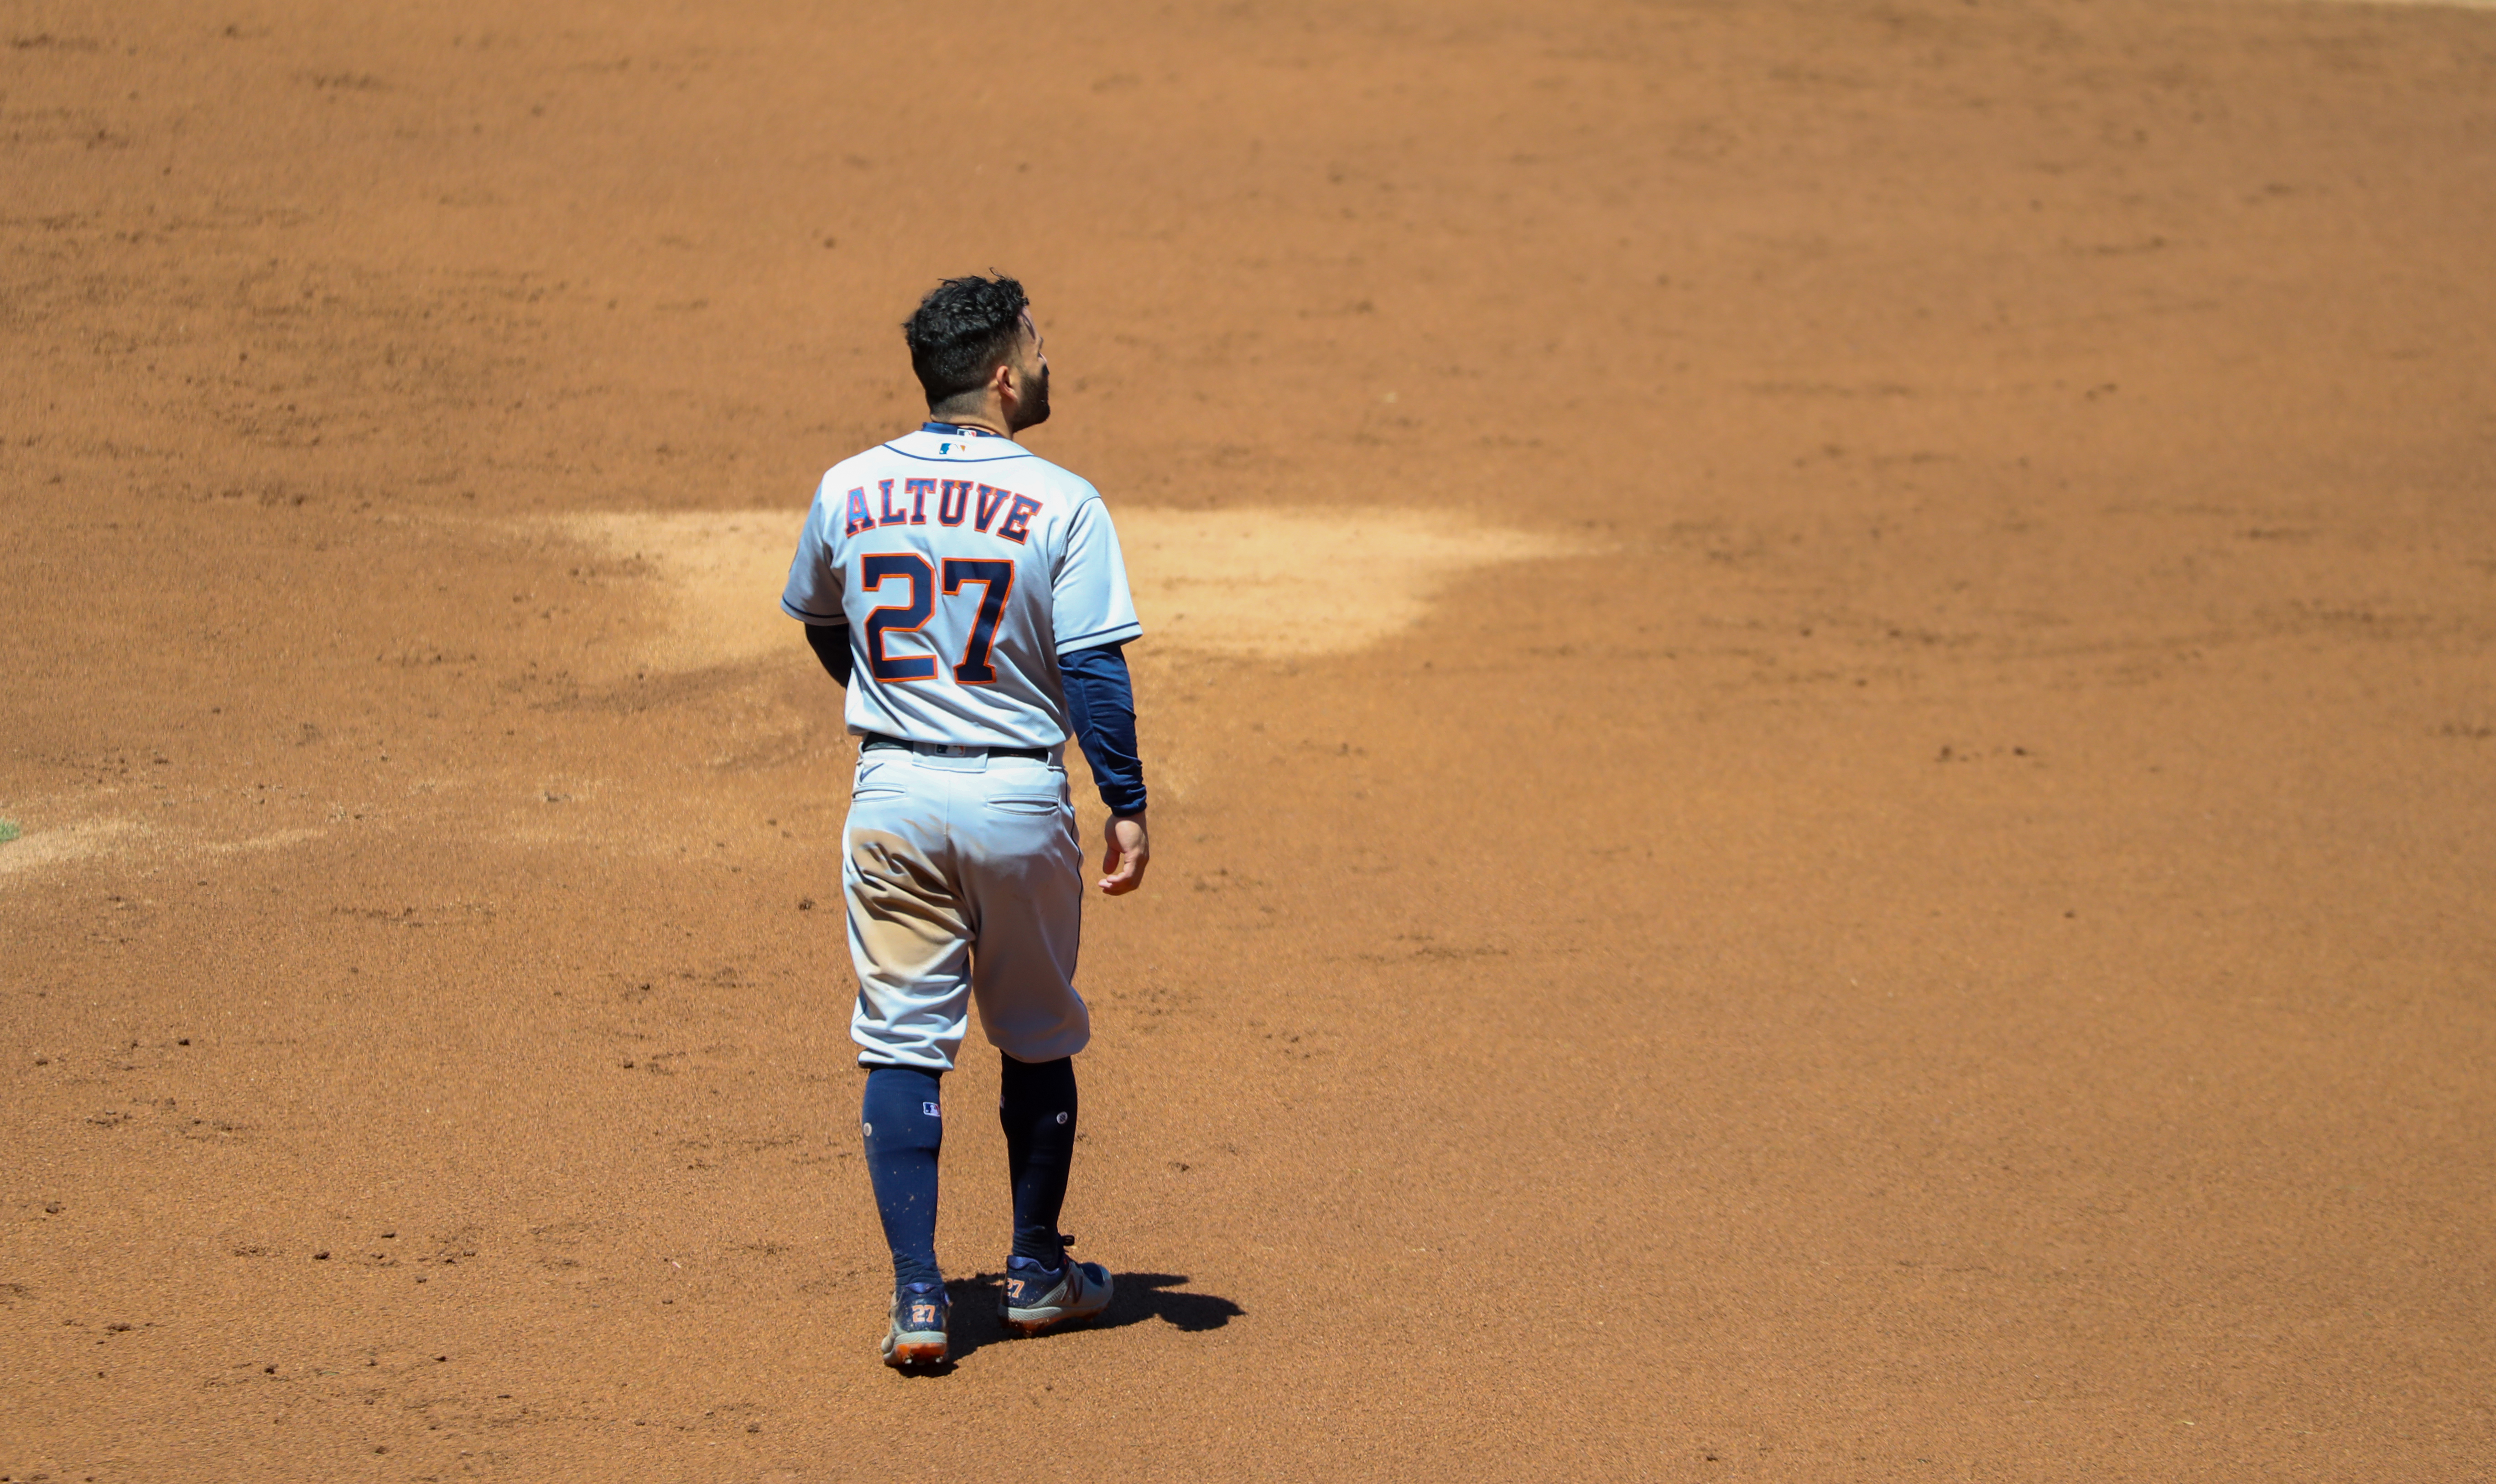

left=780, top=425, right=1142, bottom=749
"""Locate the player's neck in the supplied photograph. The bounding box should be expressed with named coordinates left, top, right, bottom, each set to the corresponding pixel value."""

left=927, top=402, right=1011, bottom=440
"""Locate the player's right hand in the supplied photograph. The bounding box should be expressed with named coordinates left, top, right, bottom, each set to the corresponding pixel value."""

left=1098, top=813, right=1149, bottom=895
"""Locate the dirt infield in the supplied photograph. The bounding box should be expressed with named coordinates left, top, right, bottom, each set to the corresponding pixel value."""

left=4, top=0, right=2492, bottom=1478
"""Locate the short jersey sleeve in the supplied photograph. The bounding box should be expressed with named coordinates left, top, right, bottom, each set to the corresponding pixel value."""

left=780, top=477, right=848, bottom=626
left=1050, top=494, right=1143, bottom=655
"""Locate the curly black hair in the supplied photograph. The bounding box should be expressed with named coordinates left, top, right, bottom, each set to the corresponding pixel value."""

left=902, top=275, right=1030, bottom=408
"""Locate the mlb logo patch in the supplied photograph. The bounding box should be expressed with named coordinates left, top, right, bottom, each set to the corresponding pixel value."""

left=922, top=1101, right=941, bottom=1118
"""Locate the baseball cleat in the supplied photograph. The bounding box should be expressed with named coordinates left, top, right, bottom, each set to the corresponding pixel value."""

left=881, top=1281, right=950, bottom=1369
left=1000, top=1253, right=1113, bottom=1336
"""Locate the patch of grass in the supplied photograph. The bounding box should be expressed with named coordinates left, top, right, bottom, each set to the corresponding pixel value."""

left=0, top=820, right=18, bottom=844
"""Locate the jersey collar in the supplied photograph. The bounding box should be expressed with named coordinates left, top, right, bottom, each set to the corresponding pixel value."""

left=921, top=420, right=1008, bottom=439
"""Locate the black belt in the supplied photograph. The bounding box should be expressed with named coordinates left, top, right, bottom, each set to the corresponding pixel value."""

left=862, top=733, right=1049, bottom=762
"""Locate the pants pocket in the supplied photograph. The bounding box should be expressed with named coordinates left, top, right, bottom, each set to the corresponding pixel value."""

left=853, top=756, right=905, bottom=802
left=986, top=795, right=1061, bottom=817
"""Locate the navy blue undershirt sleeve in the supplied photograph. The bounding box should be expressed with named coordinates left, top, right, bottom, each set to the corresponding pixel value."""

left=806, top=622, right=853, bottom=689
left=1061, top=643, right=1147, bottom=815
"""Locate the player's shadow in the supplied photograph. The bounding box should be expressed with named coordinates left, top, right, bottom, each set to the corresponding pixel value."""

left=1095, top=1271, right=1245, bottom=1334
left=916, top=1270, right=1243, bottom=1372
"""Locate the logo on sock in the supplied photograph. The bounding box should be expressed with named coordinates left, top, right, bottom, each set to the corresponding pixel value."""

left=923, top=1101, right=941, bottom=1118
left=1055, top=1111, right=1069, bottom=1125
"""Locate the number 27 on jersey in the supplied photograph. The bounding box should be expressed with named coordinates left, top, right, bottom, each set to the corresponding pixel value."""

left=858, top=555, right=1014, bottom=685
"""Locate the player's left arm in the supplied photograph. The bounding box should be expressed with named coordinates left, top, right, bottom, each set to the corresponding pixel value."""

left=805, top=622, right=853, bottom=688
left=782, top=477, right=850, bottom=686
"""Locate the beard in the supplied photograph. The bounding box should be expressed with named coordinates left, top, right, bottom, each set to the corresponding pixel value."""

left=1009, top=359, right=1051, bottom=432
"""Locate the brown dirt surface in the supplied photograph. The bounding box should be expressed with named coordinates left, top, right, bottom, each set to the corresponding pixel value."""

left=5, top=0, right=2493, bottom=1478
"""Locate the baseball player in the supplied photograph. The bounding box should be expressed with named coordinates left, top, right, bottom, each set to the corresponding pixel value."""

left=780, top=275, right=1151, bottom=1370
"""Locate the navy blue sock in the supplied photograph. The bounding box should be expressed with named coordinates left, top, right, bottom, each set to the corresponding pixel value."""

left=998, top=1054, right=1078, bottom=1267
left=861, top=1065, right=945, bottom=1289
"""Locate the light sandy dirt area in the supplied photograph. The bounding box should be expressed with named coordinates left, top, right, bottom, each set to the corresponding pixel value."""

left=4, top=0, right=2493, bottom=1479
